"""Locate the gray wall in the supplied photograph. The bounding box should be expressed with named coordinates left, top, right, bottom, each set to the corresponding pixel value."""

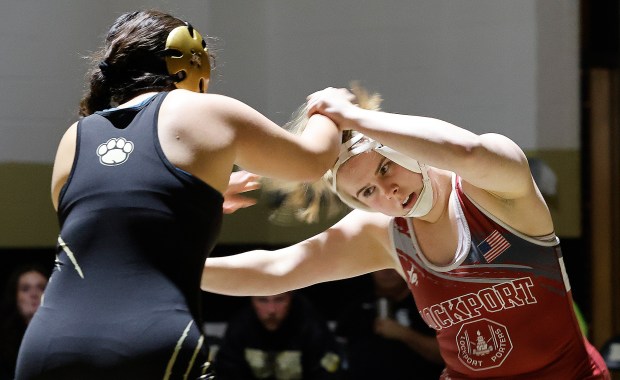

left=0, top=1, right=580, bottom=246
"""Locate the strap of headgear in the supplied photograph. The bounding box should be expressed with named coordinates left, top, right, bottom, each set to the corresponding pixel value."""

left=162, top=23, right=210, bottom=93
left=327, top=132, right=434, bottom=217
left=330, top=133, right=375, bottom=192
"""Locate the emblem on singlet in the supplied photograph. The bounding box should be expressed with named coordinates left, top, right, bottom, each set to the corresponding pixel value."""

left=97, top=137, right=134, bottom=166
left=456, top=318, right=513, bottom=371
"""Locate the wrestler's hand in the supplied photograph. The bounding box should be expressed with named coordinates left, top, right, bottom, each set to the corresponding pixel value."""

left=374, top=317, right=408, bottom=341
left=223, top=170, right=261, bottom=214
left=306, top=87, right=357, bottom=129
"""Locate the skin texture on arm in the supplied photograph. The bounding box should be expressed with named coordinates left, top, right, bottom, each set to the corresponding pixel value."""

left=307, top=88, right=531, bottom=199
left=158, top=90, right=341, bottom=195
left=51, top=122, right=78, bottom=211
left=202, top=209, right=397, bottom=296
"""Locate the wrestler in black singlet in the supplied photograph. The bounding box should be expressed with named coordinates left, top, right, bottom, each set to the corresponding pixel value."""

left=15, top=92, right=223, bottom=380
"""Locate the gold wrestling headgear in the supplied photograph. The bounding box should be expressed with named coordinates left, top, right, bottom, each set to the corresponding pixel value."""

left=163, top=23, right=210, bottom=93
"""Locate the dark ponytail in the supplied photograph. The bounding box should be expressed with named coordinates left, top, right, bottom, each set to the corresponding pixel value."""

left=79, top=59, right=113, bottom=116
left=78, top=10, right=187, bottom=116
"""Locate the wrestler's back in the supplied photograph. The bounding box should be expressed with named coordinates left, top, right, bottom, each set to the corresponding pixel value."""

left=16, top=93, right=223, bottom=380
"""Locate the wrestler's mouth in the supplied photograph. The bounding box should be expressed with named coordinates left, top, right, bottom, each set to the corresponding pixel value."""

left=402, top=192, right=416, bottom=209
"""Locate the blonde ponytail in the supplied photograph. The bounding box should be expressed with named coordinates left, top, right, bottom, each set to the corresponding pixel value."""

left=264, top=82, right=382, bottom=224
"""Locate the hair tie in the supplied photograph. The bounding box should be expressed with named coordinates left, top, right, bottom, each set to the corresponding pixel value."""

left=98, top=61, right=114, bottom=79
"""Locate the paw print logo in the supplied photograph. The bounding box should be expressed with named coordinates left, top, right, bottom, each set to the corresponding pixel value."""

left=96, top=137, right=134, bottom=166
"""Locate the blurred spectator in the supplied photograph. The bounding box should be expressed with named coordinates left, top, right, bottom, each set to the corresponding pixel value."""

left=0, top=265, right=48, bottom=380
left=213, top=291, right=342, bottom=379
left=336, top=269, right=444, bottom=379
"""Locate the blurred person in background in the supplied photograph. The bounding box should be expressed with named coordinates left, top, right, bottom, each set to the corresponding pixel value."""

left=0, top=265, right=48, bottom=380
left=214, top=292, right=342, bottom=380
left=336, top=269, right=443, bottom=379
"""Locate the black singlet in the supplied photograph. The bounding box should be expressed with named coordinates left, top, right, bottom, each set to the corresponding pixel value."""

left=15, top=92, right=223, bottom=380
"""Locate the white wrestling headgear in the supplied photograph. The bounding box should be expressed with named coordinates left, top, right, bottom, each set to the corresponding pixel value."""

left=327, top=132, right=434, bottom=218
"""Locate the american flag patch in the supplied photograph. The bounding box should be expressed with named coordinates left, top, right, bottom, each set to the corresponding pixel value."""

left=478, top=230, right=511, bottom=262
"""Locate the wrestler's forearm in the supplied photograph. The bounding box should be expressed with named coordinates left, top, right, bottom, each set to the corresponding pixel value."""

left=201, top=250, right=304, bottom=296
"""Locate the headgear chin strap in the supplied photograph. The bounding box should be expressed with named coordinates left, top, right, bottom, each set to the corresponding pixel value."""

left=327, top=133, right=434, bottom=218
left=163, top=23, right=210, bottom=93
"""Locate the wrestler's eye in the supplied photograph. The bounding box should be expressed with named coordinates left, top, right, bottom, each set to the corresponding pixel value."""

left=379, top=161, right=390, bottom=175
left=361, top=186, right=376, bottom=198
